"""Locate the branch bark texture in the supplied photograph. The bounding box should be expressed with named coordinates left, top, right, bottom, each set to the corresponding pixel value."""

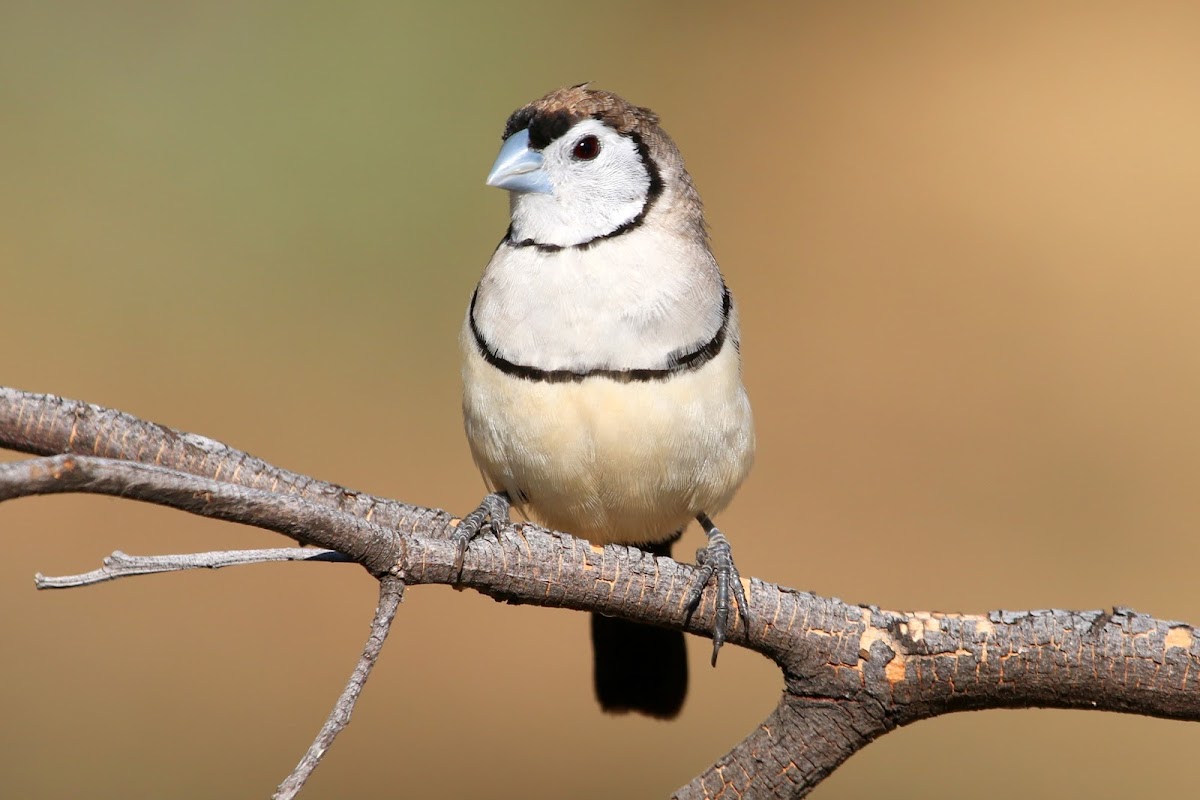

left=3, top=387, right=1197, bottom=799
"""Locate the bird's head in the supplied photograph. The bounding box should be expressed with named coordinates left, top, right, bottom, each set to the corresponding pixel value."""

left=486, top=85, right=701, bottom=249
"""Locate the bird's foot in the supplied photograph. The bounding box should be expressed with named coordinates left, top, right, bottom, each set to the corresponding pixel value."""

left=685, top=513, right=750, bottom=666
left=452, top=492, right=511, bottom=581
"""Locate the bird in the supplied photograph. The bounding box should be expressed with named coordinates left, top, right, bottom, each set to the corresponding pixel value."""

left=457, top=85, right=755, bottom=719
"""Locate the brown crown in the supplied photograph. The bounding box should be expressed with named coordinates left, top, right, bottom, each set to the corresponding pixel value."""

left=501, top=85, right=661, bottom=150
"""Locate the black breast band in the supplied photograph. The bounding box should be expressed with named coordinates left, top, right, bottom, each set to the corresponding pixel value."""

left=469, top=286, right=733, bottom=384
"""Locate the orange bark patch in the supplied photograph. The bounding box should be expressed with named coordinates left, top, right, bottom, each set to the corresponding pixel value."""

left=1166, top=626, right=1194, bottom=651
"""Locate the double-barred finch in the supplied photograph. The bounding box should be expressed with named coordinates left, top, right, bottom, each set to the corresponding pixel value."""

left=458, top=85, right=755, bottom=719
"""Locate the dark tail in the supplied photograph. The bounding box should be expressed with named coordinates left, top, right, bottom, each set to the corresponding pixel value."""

left=590, top=538, right=687, bottom=719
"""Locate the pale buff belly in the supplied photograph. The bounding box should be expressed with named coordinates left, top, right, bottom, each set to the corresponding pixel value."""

left=461, top=339, right=755, bottom=546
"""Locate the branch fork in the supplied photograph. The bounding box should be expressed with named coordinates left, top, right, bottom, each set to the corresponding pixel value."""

left=3, top=387, right=1198, bottom=799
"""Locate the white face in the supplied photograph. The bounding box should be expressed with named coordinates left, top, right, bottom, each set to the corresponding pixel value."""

left=509, top=119, right=653, bottom=248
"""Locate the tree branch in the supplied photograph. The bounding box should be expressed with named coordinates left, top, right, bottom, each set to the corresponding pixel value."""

left=274, top=573, right=405, bottom=800
left=35, top=547, right=351, bottom=589
left=4, top=387, right=1199, bottom=798
left=0, top=454, right=402, bottom=575
left=0, top=387, right=444, bottom=534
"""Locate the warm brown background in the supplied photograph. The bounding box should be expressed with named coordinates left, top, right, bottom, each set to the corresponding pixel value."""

left=4, top=3, right=1200, bottom=798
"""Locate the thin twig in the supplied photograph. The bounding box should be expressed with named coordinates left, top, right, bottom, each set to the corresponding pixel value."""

left=35, top=548, right=352, bottom=589
left=274, top=573, right=405, bottom=800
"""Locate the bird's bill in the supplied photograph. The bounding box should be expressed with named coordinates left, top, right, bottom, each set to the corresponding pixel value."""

left=486, top=129, right=552, bottom=194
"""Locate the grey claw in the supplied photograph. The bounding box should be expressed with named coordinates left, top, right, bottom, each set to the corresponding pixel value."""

left=687, top=514, right=749, bottom=666
left=452, top=492, right=511, bottom=581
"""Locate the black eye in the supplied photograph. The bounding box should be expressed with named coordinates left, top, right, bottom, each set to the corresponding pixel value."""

left=572, top=135, right=601, bottom=160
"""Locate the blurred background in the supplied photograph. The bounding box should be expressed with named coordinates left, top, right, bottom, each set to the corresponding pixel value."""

left=4, top=2, right=1200, bottom=797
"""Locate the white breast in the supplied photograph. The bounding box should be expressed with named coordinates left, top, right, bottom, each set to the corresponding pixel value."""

left=471, top=228, right=727, bottom=373
left=461, top=284, right=754, bottom=546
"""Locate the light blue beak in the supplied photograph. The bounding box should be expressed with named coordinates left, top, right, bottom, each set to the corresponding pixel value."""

left=485, top=129, right=552, bottom=194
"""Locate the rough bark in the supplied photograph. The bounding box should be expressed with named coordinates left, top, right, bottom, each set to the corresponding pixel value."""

left=3, top=387, right=1198, bottom=799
